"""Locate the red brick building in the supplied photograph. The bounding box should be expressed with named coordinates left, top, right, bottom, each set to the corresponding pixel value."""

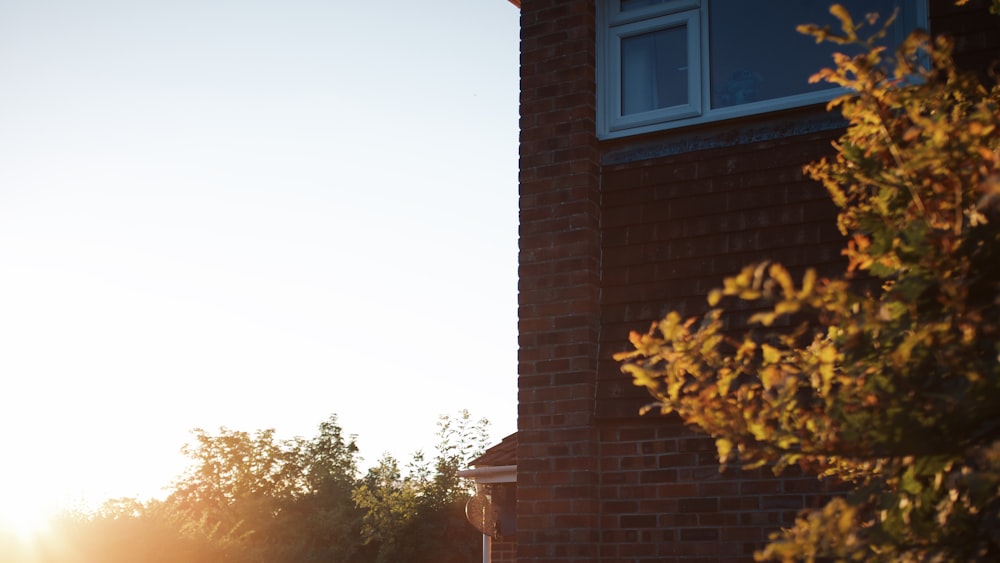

left=464, top=1, right=1000, bottom=561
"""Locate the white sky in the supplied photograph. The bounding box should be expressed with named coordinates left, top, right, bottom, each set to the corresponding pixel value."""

left=0, top=0, right=520, bottom=509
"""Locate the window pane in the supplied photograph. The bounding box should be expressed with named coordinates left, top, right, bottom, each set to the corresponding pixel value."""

left=709, top=0, right=900, bottom=108
left=621, top=0, right=671, bottom=11
left=621, top=25, right=688, bottom=115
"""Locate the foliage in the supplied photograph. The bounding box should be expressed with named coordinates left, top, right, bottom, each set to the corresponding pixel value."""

left=49, top=498, right=241, bottom=563
left=21, top=412, right=488, bottom=563
left=616, top=4, right=1000, bottom=562
left=352, top=410, right=489, bottom=563
left=957, top=0, right=1000, bottom=15
left=159, top=415, right=365, bottom=561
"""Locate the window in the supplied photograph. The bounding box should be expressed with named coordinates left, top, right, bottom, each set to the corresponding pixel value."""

left=597, top=0, right=927, bottom=138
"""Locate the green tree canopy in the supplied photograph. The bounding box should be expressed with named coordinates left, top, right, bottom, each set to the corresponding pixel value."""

left=352, top=410, right=488, bottom=563
left=35, top=412, right=488, bottom=563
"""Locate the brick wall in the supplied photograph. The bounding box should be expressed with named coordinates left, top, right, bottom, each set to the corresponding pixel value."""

left=516, top=0, right=602, bottom=560
left=935, top=0, right=1000, bottom=80
left=513, top=0, right=999, bottom=562
left=596, top=119, right=845, bottom=419
left=492, top=536, right=516, bottom=563
left=590, top=123, right=845, bottom=561
left=595, top=419, right=838, bottom=563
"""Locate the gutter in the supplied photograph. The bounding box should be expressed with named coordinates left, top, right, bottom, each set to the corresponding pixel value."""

left=459, top=464, right=517, bottom=563
left=457, top=464, right=517, bottom=484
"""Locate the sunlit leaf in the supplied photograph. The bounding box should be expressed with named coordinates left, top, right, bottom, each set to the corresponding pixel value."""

left=616, top=5, right=1000, bottom=560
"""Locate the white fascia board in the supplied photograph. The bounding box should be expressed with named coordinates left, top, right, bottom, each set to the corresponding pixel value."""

left=457, top=464, right=517, bottom=484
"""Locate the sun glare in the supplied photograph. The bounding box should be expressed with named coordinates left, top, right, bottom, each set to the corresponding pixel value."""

left=0, top=487, right=59, bottom=543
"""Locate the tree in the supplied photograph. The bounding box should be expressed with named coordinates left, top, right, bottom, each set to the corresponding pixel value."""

left=49, top=497, right=241, bottom=563
left=165, top=414, right=365, bottom=562
left=274, top=416, right=366, bottom=563
left=616, top=4, right=1000, bottom=561
left=352, top=410, right=489, bottom=563
left=168, top=425, right=301, bottom=547
left=40, top=412, right=486, bottom=562
left=49, top=415, right=366, bottom=563
left=352, top=453, right=419, bottom=562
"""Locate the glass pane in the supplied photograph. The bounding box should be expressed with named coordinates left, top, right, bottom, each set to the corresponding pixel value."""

left=621, top=0, right=671, bottom=11
left=621, top=25, right=688, bottom=115
left=709, top=0, right=900, bottom=108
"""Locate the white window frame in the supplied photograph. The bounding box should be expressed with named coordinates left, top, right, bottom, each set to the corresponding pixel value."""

left=597, top=0, right=928, bottom=139
left=609, top=9, right=701, bottom=130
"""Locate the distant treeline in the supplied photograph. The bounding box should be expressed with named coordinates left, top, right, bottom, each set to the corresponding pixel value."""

left=2, top=411, right=489, bottom=563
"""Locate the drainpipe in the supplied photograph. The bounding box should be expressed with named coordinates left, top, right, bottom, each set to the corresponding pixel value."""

left=458, top=464, right=516, bottom=563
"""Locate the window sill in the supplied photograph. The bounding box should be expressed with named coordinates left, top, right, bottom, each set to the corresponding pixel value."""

left=600, top=104, right=847, bottom=166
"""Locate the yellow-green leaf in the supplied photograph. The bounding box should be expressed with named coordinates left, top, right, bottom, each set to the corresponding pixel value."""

left=707, top=289, right=723, bottom=306
left=769, top=263, right=795, bottom=299
left=762, top=344, right=782, bottom=364
left=716, top=437, right=734, bottom=464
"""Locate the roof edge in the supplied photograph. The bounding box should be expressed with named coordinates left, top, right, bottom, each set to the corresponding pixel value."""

left=458, top=464, right=517, bottom=484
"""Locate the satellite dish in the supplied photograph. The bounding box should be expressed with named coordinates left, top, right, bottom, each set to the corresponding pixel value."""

left=465, top=491, right=499, bottom=538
